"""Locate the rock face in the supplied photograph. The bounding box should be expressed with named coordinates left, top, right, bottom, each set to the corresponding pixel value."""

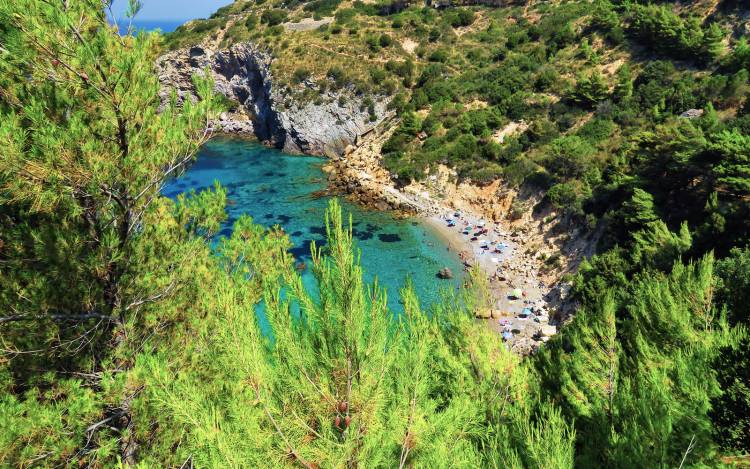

left=157, top=42, right=388, bottom=157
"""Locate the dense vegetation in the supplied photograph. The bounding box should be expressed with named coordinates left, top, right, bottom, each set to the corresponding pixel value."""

left=2, top=0, right=750, bottom=467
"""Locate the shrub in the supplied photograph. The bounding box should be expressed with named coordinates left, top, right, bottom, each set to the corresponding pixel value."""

left=303, top=0, right=342, bottom=16
left=534, top=67, right=559, bottom=92
left=261, top=9, right=287, bottom=26
left=571, top=71, right=609, bottom=108
left=335, top=8, right=356, bottom=24
left=366, top=35, right=380, bottom=51
left=544, top=136, right=595, bottom=181
left=369, top=67, right=386, bottom=85
left=428, top=49, right=449, bottom=63
left=292, top=68, right=311, bottom=84
left=327, top=66, right=347, bottom=87
left=547, top=181, right=582, bottom=210
left=428, top=27, right=441, bottom=42
left=447, top=8, right=475, bottom=28
left=379, top=33, right=393, bottom=48
left=576, top=118, right=615, bottom=144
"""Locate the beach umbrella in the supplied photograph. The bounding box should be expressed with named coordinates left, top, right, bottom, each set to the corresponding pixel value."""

left=502, top=331, right=513, bottom=341
left=512, top=288, right=522, bottom=298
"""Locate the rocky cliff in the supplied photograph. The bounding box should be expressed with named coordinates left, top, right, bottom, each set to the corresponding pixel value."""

left=157, top=42, right=389, bottom=157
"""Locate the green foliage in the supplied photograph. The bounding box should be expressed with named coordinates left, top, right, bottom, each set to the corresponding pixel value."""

left=541, top=255, right=737, bottom=467
left=544, top=136, right=596, bottom=181
left=127, top=200, right=575, bottom=466
left=0, top=0, right=220, bottom=464
left=712, top=248, right=750, bottom=452
left=292, top=67, right=312, bottom=84
left=629, top=4, right=725, bottom=63
left=261, top=8, right=287, bottom=26
left=571, top=71, right=609, bottom=109
left=4, top=1, right=750, bottom=466
left=446, top=8, right=475, bottom=28
left=709, top=130, right=750, bottom=197
left=378, top=32, right=393, bottom=48
left=303, top=0, right=342, bottom=17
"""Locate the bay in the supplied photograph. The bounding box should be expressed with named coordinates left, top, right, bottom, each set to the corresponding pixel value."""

left=163, top=137, right=464, bottom=312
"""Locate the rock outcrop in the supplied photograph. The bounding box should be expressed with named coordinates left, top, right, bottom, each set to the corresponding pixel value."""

left=157, top=42, right=388, bottom=157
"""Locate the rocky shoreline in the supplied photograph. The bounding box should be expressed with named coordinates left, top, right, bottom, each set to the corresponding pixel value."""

left=319, top=120, right=590, bottom=353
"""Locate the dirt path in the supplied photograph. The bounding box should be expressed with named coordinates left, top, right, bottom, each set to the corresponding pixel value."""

left=284, top=17, right=333, bottom=31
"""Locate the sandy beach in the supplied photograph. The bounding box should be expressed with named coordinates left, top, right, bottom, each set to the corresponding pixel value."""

left=423, top=209, right=557, bottom=352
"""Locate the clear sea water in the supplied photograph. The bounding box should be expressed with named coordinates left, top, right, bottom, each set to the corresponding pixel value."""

left=114, top=19, right=184, bottom=34
left=162, top=137, right=464, bottom=312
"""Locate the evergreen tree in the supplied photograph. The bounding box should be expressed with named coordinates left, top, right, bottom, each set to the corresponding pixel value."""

left=702, top=23, right=725, bottom=63
left=0, top=0, right=220, bottom=464
left=552, top=294, right=619, bottom=466
left=571, top=71, right=609, bottom=109
left=613, top=64, right=633, bottom=102
left=613, top=255, right=733, bottom=467
left=709, top=130, right=750, bottom=198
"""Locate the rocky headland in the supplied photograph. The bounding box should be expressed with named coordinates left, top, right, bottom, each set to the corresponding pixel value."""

left=157, top=41, right=389, bottom=157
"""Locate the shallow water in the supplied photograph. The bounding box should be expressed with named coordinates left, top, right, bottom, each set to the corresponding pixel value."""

left=163, top=137, right=464, bottom=312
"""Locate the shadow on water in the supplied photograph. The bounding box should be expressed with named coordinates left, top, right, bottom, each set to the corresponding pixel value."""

left=289, top=239, right=327, bottom=259
left=378, top=233, right=402, bottom=243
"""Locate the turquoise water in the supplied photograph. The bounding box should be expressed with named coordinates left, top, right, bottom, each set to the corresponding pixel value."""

left=163, top=137, right=464, bottom=312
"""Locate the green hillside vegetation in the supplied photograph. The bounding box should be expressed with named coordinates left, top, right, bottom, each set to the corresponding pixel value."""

left=2, top=0, right=750, bottom=467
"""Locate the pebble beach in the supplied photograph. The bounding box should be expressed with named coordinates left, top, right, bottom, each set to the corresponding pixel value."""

left=424, top=209, right=558, bottom=353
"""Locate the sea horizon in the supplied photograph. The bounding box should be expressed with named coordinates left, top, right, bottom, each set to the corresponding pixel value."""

left=113, top=18, right=185, bottom=34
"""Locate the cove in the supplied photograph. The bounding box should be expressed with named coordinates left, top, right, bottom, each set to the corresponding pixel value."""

left=162, top=137, right=465, bottom=312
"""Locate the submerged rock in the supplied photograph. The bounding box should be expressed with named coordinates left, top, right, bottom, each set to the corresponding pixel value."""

left=437, top=267, right=453, bottom=279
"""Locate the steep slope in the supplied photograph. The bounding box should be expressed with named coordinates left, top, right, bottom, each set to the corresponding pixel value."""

left=158, top=42, right=389, bottom=156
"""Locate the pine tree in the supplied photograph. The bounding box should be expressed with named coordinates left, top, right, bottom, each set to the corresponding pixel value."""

left=702, top=22, right=725, bottom=63
left=613, top=64, right=633, bottom=102
left=571, top=71, right=609, bottom=109
left=612, top=255, right=733, bottom=467
left=0, top=0, right=220, bottom=464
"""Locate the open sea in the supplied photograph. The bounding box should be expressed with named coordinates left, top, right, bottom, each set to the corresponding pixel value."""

left=162, top=137, right=465, bottom=312
left=114, top=19, right=184, bottom=34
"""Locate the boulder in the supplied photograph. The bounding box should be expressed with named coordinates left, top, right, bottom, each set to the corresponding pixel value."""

left=437, top=267, right=453, bottom=279
left=540, top=325, right=557, bottom=337
left=679, top=109, right=704, bottom=119
left=475, top=308, right=492, bottom=319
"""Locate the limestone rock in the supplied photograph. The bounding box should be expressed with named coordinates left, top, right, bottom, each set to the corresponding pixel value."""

left=679, top=109, right=704, bottom=119
left=157, top=42, right=388, bottom=157
left=540, top=324, right=557, bottom=337
left=475, top=308, right=492, bottom=319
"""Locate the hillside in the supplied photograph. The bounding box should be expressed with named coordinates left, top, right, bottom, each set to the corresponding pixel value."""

left=157, top=0, right=750, bottom=459
left=3, top=0, right=750, bottom=467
